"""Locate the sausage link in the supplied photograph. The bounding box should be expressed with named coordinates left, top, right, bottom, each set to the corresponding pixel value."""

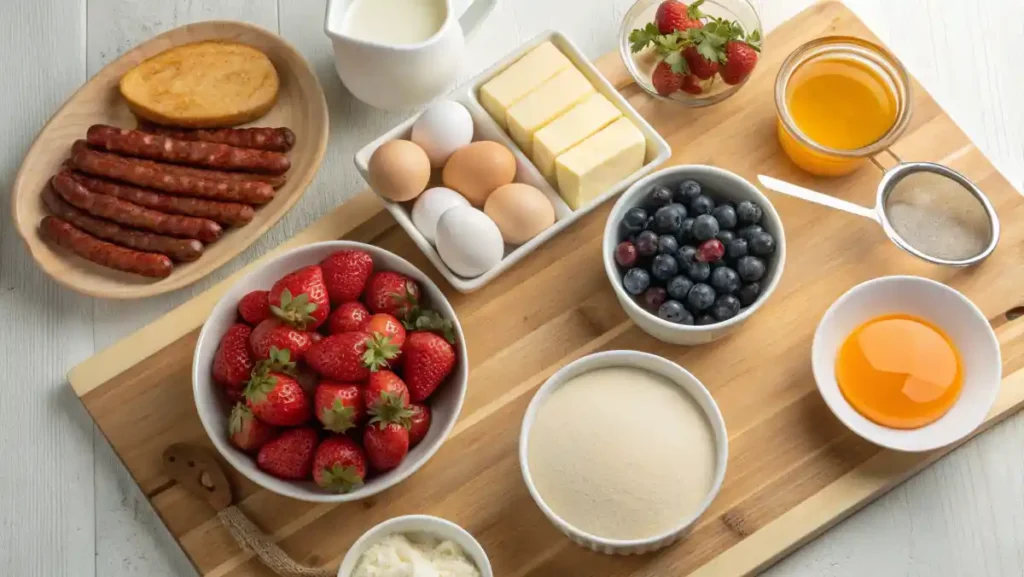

left=42, top=187, right=203, bottom=262
left=66, top=170, right=255, bottom=227
left=41, top=216, right=173, bottom=278
left=70, top=145, right=275, bottom=205
left=137, top=122, right=296, bottom=153
left=52, top=172, right=222, bottom=243
left=71, top=140, right=286, bottom=188
left=87, top=124, right=290, bottom=175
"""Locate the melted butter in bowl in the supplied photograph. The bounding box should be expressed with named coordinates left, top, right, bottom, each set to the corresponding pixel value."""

left=520, top=351, right=728, bottom=554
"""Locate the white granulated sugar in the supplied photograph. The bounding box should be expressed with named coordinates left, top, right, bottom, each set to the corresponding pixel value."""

left=527, top=367, right=716, bottom=540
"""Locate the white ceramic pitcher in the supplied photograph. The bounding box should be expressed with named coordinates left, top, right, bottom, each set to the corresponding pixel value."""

left=324, top=0, right=496, bottom=110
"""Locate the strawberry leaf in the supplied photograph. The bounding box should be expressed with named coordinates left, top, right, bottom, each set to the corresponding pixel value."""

left=319, top=464, right=363, bottom=493
left=665, top=50, right=688, bottom=75
left=687, top=0, right=706, bottom=20
left=322, top=399, right=357, bottom=433
left=270, top=289, right=317, bottom=329
left=367, top=392, right=413, bottom=428
left=361, top=334, right=400, bottom=371
left=628, top=22, right=661, bottom=53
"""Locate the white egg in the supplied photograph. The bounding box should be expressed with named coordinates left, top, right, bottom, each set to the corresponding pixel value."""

left=411, top=186, right=470, bottom=244
left=411, top=100, right=474, bottom=167
left=435, top=206, right=504, bottom=278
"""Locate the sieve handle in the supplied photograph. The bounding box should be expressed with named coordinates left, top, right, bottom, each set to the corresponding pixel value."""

left=758, top=175, right=879, bottom=222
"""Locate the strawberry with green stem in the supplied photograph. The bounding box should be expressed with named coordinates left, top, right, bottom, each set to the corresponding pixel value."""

left=312, top=436, right=367, bottom=493
left=305, top=331, right=399, bottom=382
left=314, top=381, right=365, bottom=434
left=244, top=348, right=311, bottom=427
left=269, top=265, right=330, bottom=330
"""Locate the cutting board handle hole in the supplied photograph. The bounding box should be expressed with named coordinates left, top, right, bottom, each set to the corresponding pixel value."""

left=1006, top=307, right=1024, bottom=321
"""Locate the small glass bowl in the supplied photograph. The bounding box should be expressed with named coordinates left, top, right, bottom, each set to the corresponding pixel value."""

left=775, top=36, right=913, bottom=176
left=619, top=0, right=762, bottom=107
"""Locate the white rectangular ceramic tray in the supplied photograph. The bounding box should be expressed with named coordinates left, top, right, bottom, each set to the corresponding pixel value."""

left=354, top=30, right=671, bottom=293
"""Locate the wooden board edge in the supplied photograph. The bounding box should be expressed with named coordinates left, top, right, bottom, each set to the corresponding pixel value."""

left=689, top=367, right=1024, bottom=577
left=67, top=192, right=384, bottom=397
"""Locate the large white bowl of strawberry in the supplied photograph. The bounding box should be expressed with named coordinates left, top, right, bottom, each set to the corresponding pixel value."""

left=193, top=241, right=468, bottom=502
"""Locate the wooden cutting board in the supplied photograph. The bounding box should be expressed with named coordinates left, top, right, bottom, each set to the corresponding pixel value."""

left=67, top=3, right=1024, bottom=576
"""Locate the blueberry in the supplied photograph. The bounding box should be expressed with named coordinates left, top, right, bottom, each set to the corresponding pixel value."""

left=651, top=254, right=679, bottom=280
left=654, top=204, right=687, bottom=234
left=725, top=237, right=748, bottom=259
left=642, top=287, right=668, bottom=311
left=676, top=245, right=697, bottom=266
left=676, top=179, right=703, bottom=204
left=623, top=268, right=650, bottom=295
left=644, top=215, right=656, bottom=231
left=696, top=314, right=717, bottom=326
left=635, top=230, right=658, bottom=257
left=711, top=294, right=741, bottom=321
left=748, top=231, right=776, bottom=256
left=716, top=229, right=735, bottom=244
left=658, top=300, right=692, bottom=324
left=678, top=218, right=695, bottom=242
left=622, top=206, right=648, bottom=232
left=658, top=234, right=680, bottom=256
left=689, top=194, right=715, bottom=216
left=687, top=283, right=716, bottom=311
left=711, top=204, right=738, bottom=229
left=737, top=282, right=761, bottom=307
left=685, top=260, right=711, bottom=282
left=691, top=214, right=720, bottom=241
left=710, top=266, right=741, bottom=294
left=667, top=275, right=694, bottom=300
left=649, top=186, right=673, bottom=209
left=736, top=200, right=763, bottom=225
left=736, top=256, right=766, bottom=282
left=738, top=224, right=764, bottom=242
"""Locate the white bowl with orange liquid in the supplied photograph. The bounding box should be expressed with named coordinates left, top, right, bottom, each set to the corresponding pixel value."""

left=812, top=276, right=1000, bottom=452
left=775, top=36, right=913, bottom=177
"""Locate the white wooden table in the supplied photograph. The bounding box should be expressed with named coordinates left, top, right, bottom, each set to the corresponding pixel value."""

left=1, top=0, right=1022, bottom=575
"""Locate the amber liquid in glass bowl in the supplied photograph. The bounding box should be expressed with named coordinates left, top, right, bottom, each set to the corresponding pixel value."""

left=775, top=37, right=912, bottom=176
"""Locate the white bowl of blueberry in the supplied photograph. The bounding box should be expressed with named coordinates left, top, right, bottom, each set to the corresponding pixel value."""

left=604, top=165, right=786, bottom=345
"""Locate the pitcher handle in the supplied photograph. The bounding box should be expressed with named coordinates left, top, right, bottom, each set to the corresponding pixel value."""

left=458, top=0, right=497, bottom=41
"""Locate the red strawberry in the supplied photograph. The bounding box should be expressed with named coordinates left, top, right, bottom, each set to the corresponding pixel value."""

left=365, top=313, right=406, bottom=349
left=681, top=74, right=703, bottom=94
left=407, top=403, right=431, bottom=448
left=720, top=40, right=758, bottom=85
left=363, top=421, right=409, bottom=472
left=655, top=0, right=702, bottom=34
left=363, top=271, right=421, bottom=316
left=651, top=61, right=683, bottom=96
left=245, top=359, right=312, bottom=427
left=269, top=265, right=330, bottom=330
left=228, top=403, right=277, bottom=452
left=250, top=318, right=316, bottom=361
left=321, top=249, right=374, bottom=304
left=224, top=386, right=245, bottom=404
left=364, top=370, right=411, bottom=412
left=257, top=427, right=317, bottom=480
left=312, top=436, right=367, bottom=493
left=237, top=290, right=271, bottom=325
left=305, top=331, right=398, bottom=382
left=314, top=381, right=365, bottom=433
left=683, top=46, right=718, bottom=80
left=212, top=324, right=254, bottom=390
left=327, top=301, right=370, bottom=335
left=403, top=332, right=457, bottom=402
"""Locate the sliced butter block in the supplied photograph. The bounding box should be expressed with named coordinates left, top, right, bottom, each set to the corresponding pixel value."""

left=506, top=67, right=595, bottom=157
left=532, top=93, right=622, bottom=183
left=555, top=117, right=646, bottom=210
left=478, top=42, right=572, bottom=130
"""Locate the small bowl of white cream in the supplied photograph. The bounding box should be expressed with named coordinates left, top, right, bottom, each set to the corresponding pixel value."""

left=338, top=514, right=492, bottom=577
left=519, top=350, right=728, bottom=555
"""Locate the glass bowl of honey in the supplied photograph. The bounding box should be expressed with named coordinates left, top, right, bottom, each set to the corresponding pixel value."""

left=775, top=36, right=912, bottom=176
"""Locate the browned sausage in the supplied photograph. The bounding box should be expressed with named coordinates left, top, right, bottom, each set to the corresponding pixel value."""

left=51, top=172, right=222, bottom=243
left=71, top=140, right=286, bottom=188
left=41, top=216, right=173, bottom=278
left=137, top=122, right=296, bottom=153
left=66, top=170, right=255, bottom=227
left=70, top=146, right=275, bottom=205
left=87, top=125, right=290, bottom=175
left=42, top=187, right=203, bottom=262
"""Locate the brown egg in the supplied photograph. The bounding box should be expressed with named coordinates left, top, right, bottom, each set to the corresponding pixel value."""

left=441, top=141, right=516, bottom=206
left=484, top=183, right=556, bottom=245
left=368, top=140, right=431, bottom=202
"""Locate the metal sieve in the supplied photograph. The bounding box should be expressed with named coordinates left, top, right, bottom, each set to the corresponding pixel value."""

left=758, top=155, right=999, bottom=267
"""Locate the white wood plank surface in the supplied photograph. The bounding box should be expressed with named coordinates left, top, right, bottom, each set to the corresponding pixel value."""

left=0, top=0, right=1021, bottom=575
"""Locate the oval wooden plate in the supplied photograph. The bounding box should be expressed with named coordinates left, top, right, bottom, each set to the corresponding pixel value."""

left=11, top=21, right=329, bottom=299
